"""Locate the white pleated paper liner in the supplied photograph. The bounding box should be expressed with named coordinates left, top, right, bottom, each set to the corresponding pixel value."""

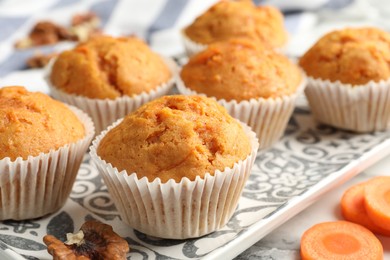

left=181, top=30, right=207, bottom=57
left=181, top=30, right=288, bottom=57
left=305, top=77, right=390, bottom=132
left=45, top=57, right=177, bottom=134
left=176, top=75, right=306, bottom=150
left=0, top=106, right=95, bottom=221
left=90, top=118, right=259, bottom=239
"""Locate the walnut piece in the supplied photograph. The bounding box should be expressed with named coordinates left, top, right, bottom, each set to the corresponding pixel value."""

left=70, top=12, right=101, bottom=42
left=43, top=220, right=129, bottom=260
left=15, top=21, right=75, bottom=49
left=65, top=230, right=85, bottom=246
left=15, top=12, right=101, bottom=49
left=26, top=52, right=57, bottom=68
left=71, top=12, right=100, bottom=27
left=30, top=21, right=75, bottom=44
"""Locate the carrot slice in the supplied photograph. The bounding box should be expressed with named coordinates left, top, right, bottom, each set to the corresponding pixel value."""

left=341, top=181, right=390, bottom=236
left=364, top=176, right=390, bottom=230
left=300, top=221, right=383, bottom=260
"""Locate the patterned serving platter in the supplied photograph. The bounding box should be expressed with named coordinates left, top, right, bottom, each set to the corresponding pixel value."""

left=2, top=102, right=390, bottom=260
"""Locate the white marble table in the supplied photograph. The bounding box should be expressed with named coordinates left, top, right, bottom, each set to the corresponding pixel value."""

left=236, top=155, right=390, bottom=259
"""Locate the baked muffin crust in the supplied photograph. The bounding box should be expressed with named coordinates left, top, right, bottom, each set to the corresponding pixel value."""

left=50, top=36, right=171, bottom=99
left=0, top=86, right=85, bottom=160
left=180, top=39, right=302, bottom=101
left=97, top=95, right=251, bottom=183
left=184, top=0, right=287, bottom=48
left=299, top=27, right=390, bottom=85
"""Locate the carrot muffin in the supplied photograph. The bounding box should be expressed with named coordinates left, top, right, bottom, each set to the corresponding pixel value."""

left=0, top=86, right=85, bottom=160
left=299, top=27, right=390, bottom=85
left=90, top=95, right=259, bottom=239
left=47, top=35, right=175, bottom=134
left=0, top=86, right=94, bottom=220
left=183, top=0, right=288, bottom=55
left=97, top=95, right=251, bottom=183
left=50, top=35, right=171, bottom=99
left=178, top=39, right=304, bottom=149
left=299, top=27, right=390, bottom=132
left=180, top=39, right=302, bottom=102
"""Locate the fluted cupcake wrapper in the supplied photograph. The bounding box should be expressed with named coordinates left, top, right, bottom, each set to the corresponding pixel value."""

left=176, top=76, right=306, bottom=150
left=0, top=106, right=95, bottom=220
left=305, top=77, right=390, bottom=132
left=89, top=118, right=259, bottom=239
left=181, top=31, right=207, bottom=57
left=45, top=57, right=177, bottom=134
left=181, top=30, right=288, bottom=57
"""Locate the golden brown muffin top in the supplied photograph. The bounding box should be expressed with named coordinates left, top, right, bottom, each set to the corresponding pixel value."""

left=184, top=0, right=287, bottom=49
left=299, top=27, right=390, bottom=85
left=0, top=86, right=85, bottom=161
left=97, top=95, right=251, bottom=183
left=50, top=36, right=171, bottom=99
left=180, top=39, right=302, bottom=101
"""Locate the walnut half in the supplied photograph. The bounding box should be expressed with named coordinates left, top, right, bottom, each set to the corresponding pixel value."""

left=43, top=220, right=129, bottom=260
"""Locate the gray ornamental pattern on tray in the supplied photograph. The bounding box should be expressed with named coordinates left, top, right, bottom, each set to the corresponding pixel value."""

left=1, top=105, right=390, bottom=260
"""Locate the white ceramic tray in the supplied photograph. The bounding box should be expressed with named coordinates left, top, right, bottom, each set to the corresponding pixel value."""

left=2, top=102, right=390, bottom=260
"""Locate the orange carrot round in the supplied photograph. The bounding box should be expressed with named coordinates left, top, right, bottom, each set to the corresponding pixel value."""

left=364, top=176, right=390, bottom=230
left=341, top=181, right=390, bottom=236
left=300, top=221, right=383, bottom=260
